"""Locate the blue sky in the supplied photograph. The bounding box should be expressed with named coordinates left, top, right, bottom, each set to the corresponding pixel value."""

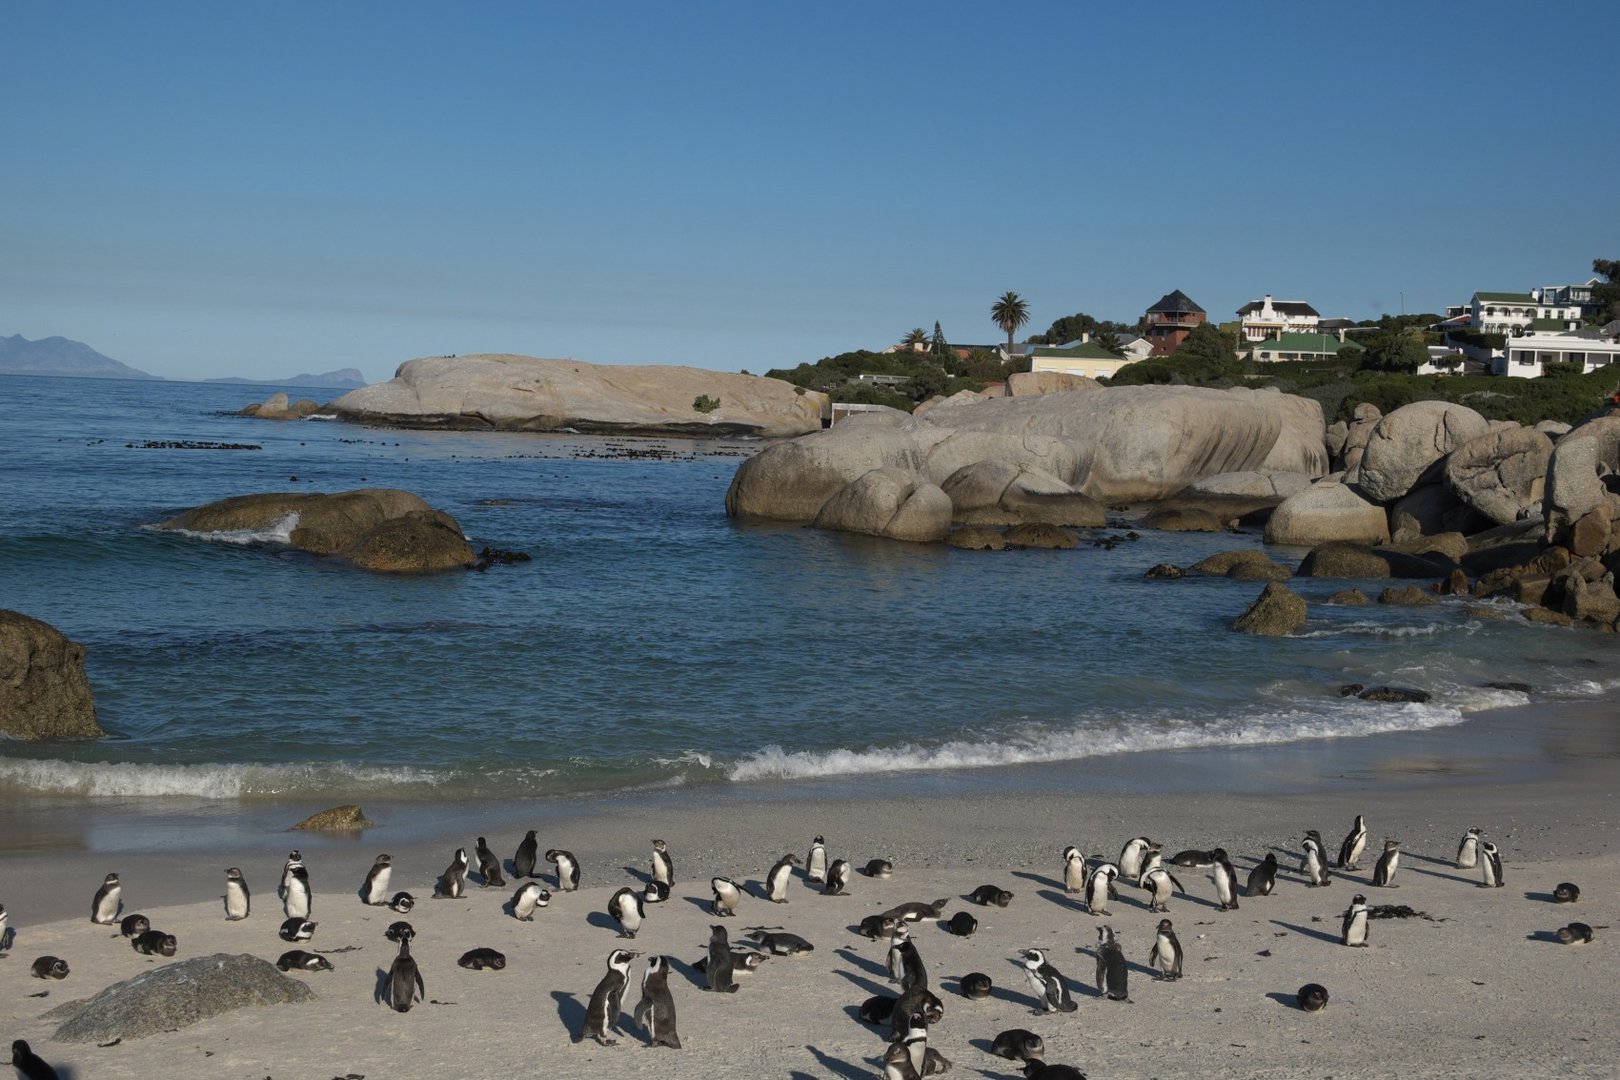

left=4, top=2, right=1616, bottom=381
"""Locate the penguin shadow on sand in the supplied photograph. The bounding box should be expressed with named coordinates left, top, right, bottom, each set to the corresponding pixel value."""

left=663, top=954, right=708, bottom=990
left=1265, top=990, right=1314, bottom=1011
left=833, top=946, right=891, bottom=982
left=964, top=1041, right=1027, bottom=1080
left=584, top=910, right=622, bottom=933
left=831, top=966, right=890, bottom=1001
left=1524, top=930, right=1566, bottom=944
left=550, top=989, right=586, bottom=1038
left=1269, top=918, right=1342, bottom=945
left=620, top=865, right=653, bottom=885
left=1074, top=943, right=1158, bottom=986
left=1036, top=887, right=1087, bottom=914
left=1011, top=869, right=1066, bottom=891
left=796, top=1044, right=872, bottom=1080
left=1524, top=888, right=1558, bottom=903
left=681, top=895, right=716, bottom=915
left=372, top=966, right=391, bottom=1005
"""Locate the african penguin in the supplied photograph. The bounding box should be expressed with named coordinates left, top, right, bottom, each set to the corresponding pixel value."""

left=224, top=867, right=250, bottom=921
left=388, top=891, right=415, bottom=913
left=30, top=956, right=68, bottom=980
left=457, top=947, right=506, bottom=970
left=765, top=854, right=800, bottom=903
left=1246, top=852, right=1278, bottom=897
left=510, top=882, right=551, bottom=921
left=1479, top=841, right=1505, bottom=888
left=132, top=930, right=177, bottom=956
left=384, top=921, right=414, bottom=944
left=432, top=847, right=469, bottom=899
left=279, top=917, right=316, bottom=942
left=1455, top=826, right=1482, bottom=869
left=609, top=886, right=646, bottom=938
left=1062, top=846, right=1087, bottom=893
left=1211, top=848, right=1240, bottom=911
left=90, top=872, right=121, bottom=925
left=862, top=858, right=894, bottom=879
left=359, top=854, right=392, bottom=906
left=514, top=829, right=539, bottom=879
left=968, top=885, right=1013, bottom=907
left=805, top=836, right=828, bottom=883
left=283, top=862, right=312, bottom=918
left=279, top=850, right=302, bottom=901
left=1297, top=983, right=1329, bottom=1011
left=991, top=1029, right=1045, bottom=1062
left=576, top=949, right=637, bottom=1043
left=1084, top=862, right=1118, bottom=916
left=474, top=837, right=506, bottom=888
left=119, top=913, right=149, bottom=938
left=1118, top=836, right=1153, bottom=882
left=386, top=936, right=424, bottom=1012
left=1094, top=925, right=1130, bottom=1001
left=1341, top=893, right=1370, bottom=947
left=1338, top=814, right=1368, bottom=870
left=823, top=859, right=851, bottom=896
left=960, top=972, right=993, bottom=999
left=546, top=849, right=580, bottom=892
left=643, top=879, right=670, bottom=904
left=704, top=925, right=738, bottom=993
left=633, top=954, right=682, bottom=1048
left=277, top=950, right=333, bottom=972
left=1554, top=882, right=1581, bottom=904
left=1301, top=831, right=1332, bottom=887
left=650, top=839, right=674, bottom=886
left=1148, top=918, right=1182, bottom=980
left=1371, top=839, right=1401, bottom=888
left=1556, top=922, right=1596, bottom=944
left=1020, top=948, right=1078, bottom=1013
left=9, top=1039, right=58, bottom=1080
left=710, top=876, right=743, bottom=917
left=1140, top=865, right=1183, bottom=913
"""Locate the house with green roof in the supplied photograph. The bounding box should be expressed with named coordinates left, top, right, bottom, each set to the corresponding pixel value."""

left=1468, top=291, right=1581, bottom=335
left=1251, top=333, right=1365, bottom=364
left=1028, top=342, right=1137, bottom=380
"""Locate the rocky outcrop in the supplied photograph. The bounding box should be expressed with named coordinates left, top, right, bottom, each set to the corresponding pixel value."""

left=0, top=611, right=105, bottom=740
left=1542, top=432, right=1609, bottom=545
left=811, top=468, right=953, bottom=543
left=1443, top=427, right=1553, bottom=526
left=1389, top=484, right=1484, bottom=542
left=1356, top=401, right=1489, bottom=504
left=1181, top=471, right=1313, bottom=501
left=1190, top=550, right=1292, bottom=581
left=1264, top=483, right=1390, bottom=547
left=1233, top=582, right=1307, bottom=635
left=1141, top=505, right=1225, bottom=532
left=940, top=461, right=1105, bottom=527
left=49, top=954, right=314, bottom=1042
left=1006, top=370, right=1100, bottom=397
left=241, top=392, right=320, bottom=420
left=292, top=804, right=373, bottom=830
left=159, top=489, right=474, bottom=573
left=946, top=527, right=1006, bottom=551
left=332, top=355, right=826, bottom=438
left=1003, top=523, right=1079, bottom=549
left=1295, top=542, right=1456, bottom=580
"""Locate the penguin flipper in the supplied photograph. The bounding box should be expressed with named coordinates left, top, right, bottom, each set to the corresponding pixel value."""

left=1167, top=872, right=1186, bottom=894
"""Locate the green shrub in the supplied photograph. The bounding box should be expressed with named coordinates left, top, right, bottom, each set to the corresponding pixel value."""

left=692, top=394, right=721, bottom=413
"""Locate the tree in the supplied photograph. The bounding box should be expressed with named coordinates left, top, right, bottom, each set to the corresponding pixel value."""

left=1172, top=323, right=1241, bottom=374
left=930, top=321, right=951, bottom=360
left=1360, top=328, right=1428, bottom=374
left=1092, top=328, right=1123, bottom=357
left=901, top=327, right=927, bottom=350
left=990, top=291, right=1030, bottom=350
left=1590, top=258, right=1620, bottom=326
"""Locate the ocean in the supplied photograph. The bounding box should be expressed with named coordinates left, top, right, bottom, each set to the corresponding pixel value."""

left=3, top=374, right=1617, bottom=833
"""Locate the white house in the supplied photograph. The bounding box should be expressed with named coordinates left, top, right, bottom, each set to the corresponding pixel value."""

left=1115, top=333, right=1154, bottom=362
left=1416, top=346, right=1467, bottom=376
left=1238, top=295, right=1319, bottom=342
left=1468, top=291, right=1582, bottom=335
left=1492, top=330, right=1620, bottom=378
left=1251, top=333, right=1363, bottom=363
left=1028, top=343, right=1137, bottom=380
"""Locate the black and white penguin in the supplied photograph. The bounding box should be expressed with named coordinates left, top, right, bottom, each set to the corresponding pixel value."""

left=1338, top=814, right=1368, bottom=870
left=433, top=847, right=469, bottom=899
left=633, top=954, right=682, bottom=1049
left=1118, top=837, right=1154, bottom=882
left=1246, top=852, right=1279, bottom=897
left=766, top=854, right=800, bottom=903
left=946, top=911, right=978, bottom=937
left=1148, top=918, right=1183, bottom=980
left=279, top=850, right=302, bottom=902
left=1084, top=863, right=1119, bottom=916
left=862, top=858, right=894, bottom=879
left=960, top=972, right=993, bottom=999
left=969, top=885, right=1014, bottom=907
left=1062, top=846, right=1087, bottom=893
left=1341, top=893, right=1370, bottom=947
left=895, top=936, right=927, bottom=991
left=887, top=986, right=944, bottom=1040
left=30, top=956, right=68, bottom=980
left=132, top=930, right=177, bottom=956
left=899, top=1009, right=951, bottom=1077
left=991, top=1028, right=1045, bottom=1061
left=692, top=948, right=767, bottom=976
left=1301, top=832, right=1332, bottom=887
left=609, top=886, right=646, bottom=938
left=1371, top=839, right=1401, bottom=888
left=457, top=947, right=506, bottom=970
left=859, top=993, right=897, bottom=1026
left=860, top=914, right=900, bottom=939
left=386, top=936, right=424, bottom=1013
left=0, top=903, right=9, bottom=952
left=1168, top=848, right=1215, bottom=868
left=1479, top=841, right=1505, bottom=888
left=881, top=1039, right=921, bottom=1080
left=650, top=839, right=674, bottom=887
left=885, top=923, right=913, bottom=985
left=9, top=1039, right=58, bottom=1080
left=805, top=836, right=828, bottom=884
left=1094, top=925, right=1130, bottom=1001
left=388, top=891, right=415, bottom=914
left=823, top=859, right=851, bottom=896
left=883, top=898, right=950, bottom=922
left=283, top=862, right=312, bottom=918
left=277, top=949, right=333, bottom=972
left=1554, top=882, right=1581, bottom=904
left=1556, top=922, right=1596, bottom=944
left=384, top=920, right=414, bottom=944
left=547, top=849, right=580, bottom=892
left=1020, top=948, right=1077, bottom=1013
left=359, top=854, right=392, bottom=906
left=511, top=882, right=550, bottom=921
left=91, top=872, right=121, bottom=925
left=742, top=929, right=814, bottom=956
left=514, top=830, right=539, bottom=879
left=224, top=867, right=251, bottom=921
left=710, top=876, right=743, bottom=916
left=643, top=879, right=670, bottom=904
left=475, top=837, right=506, bottom=888
left=1140, top=865, right=1184, bottom=913
left=1297, top=983, right=1329, bottom=1011
left=703, top=925, right=737, bottom=993
left=1211, top=849, right=1240, bottom=911
left=119, top=913, right=149, bottom=938
left=1455, top=826, right=1482, bottom=869
left=279, top=917, right=316, bottom=942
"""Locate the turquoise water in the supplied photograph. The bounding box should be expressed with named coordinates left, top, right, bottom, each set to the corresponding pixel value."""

left=2, top=374, right=1617, bottom=805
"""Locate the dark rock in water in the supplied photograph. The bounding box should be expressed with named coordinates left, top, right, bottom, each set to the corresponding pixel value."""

left=0, top=610, right=105, bottom=740
left=1325, top=588, right=1368, bottom=605
left=1141, top=505, right=1225, bottom=533
left=1189, top=550, right=1290, bottom=581
left=1002, top=523, right=1078, bottom=550
left=947, top=527, right=1006, bottom=551
left=1339, top=685, right=1432, bottom=703
left=47, top=953, right=314, bottom=1043
left=1295, top=542, right=1456, bottom=580
left=1144, top=563, right=1184, bottom=579
left=291, top=804, right=373, bottom=831
left=1484, top=681, right=1532, bottom=693
left=1377, top=586, right=1435, bottom=606
left=472, top=547, right=532, bottom=572
left=1233, top=582, right=1307, bottom=636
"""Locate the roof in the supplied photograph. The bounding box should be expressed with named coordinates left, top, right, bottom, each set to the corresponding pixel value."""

left=1254, top=333, right=1364, bottom=354
left=1237, top=299, right=1320, bottom=318
left=1531, top=318, right=1572, bottom=331
left=1473, top=291, right=1536, bottom=304
left=1145, top=289, right=1205, bottom=315
left=1031, top=343, right=1125, bottom=361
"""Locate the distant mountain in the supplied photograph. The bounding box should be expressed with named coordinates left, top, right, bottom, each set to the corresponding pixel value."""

left=0, top=333, right=158, bottom=380
left=205, top=368, right=369, bottom=389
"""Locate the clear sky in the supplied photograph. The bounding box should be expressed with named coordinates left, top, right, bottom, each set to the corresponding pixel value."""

left=4, top=1, right=1617, bottom=382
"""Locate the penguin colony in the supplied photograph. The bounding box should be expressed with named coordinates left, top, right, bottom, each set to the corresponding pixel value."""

left=1, top=820, right=1596, bottom=1078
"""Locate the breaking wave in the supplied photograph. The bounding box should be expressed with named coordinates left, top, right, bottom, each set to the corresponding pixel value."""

left=153, top=511, right=300, bottom=546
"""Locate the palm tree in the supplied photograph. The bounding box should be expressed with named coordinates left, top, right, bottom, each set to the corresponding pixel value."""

left=991, top=291, right=1030, bottom=350
left=901, top=327, right=928, bottom=351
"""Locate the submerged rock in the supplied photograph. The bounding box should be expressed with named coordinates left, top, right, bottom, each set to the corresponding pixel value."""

left=0, top=610, right=105, bottom=740
left=1233, top=582, right=1307, bottom=636
left=1338, top=685, right=1432, bottom=703
left=49, top=953, right=313, bottom=1042
left=292, top=804, right=373, bottom=831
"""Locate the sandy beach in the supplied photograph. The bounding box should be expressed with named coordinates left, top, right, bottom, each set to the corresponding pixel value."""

left=3, top=700, right=1617, bottom=1080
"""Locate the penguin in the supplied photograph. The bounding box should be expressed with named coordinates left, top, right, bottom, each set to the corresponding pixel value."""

left=388, top=891, right=415, bottom=914
left=1022, top=1065, right=1088, bottom=1080
left=861, top=858, right=894, bottom=879
left=1371, top=839, right=1401, bottom=888
left=91, top=872, right=122, bottom=925
left=969, top=885, right=1014, bottom=907
left=1338, top=814, right=1368, bottom=870
left=1118, top=836, right=1153, bottom=882
left=609, top=886, right=646, bottom=938
left=710, top=876, right=743, bottom=917
left=1556, top=922, right=1597, bottom=944
left=511, top=882, right=551, bottom=921
left=691, top=948, right=768, bottom=976
left=823, top=859, right=851, bottom=896
left=643, top=879, right=670, bottom=904
left=1341, top=893, right=1370, bottom=947
left=514, top=829, right=540, bottom=879
left=1062, top=845, right=1087, bottom=893
left=741, top=929, right=814, bottom=956
left=1020, top=948, right=1077, bottom=1013
left=279, top=917, right=316, bottom=942
left=547, top=849, right=580, bottom=892
left=888, top=986, right=945, bottom=1040
left=224, top=867, right=251, bottom=921
left=283, top=863, right=312, bottom=918
left=1554, top=882, right=1581, bottom=904
left=1148, top=918, right=1183, bottom=980
left=960, top=972, right=993, bottom=999
left=886, top=923, right=913, bottom=985
left=650, top=839, right=674, bottom=886
left=386, top=936, right=424, bottom=1013
left=132, top=930, right=177, bottom=956
left=704, top=925, right=738, bottom=993
left=860, top=914, right=900, bottom=940
left=766, top=854, right=800, bottom=903
left=946, top=911, right=978, bottom=937
left=457, top=947, right=507, bottom=970
left=475, top=837, right=506, bottom=888
left=279, top=850, right=302, bottom=901
left=633, top=954, right=682, bottom=1049
left=1138, top=844, right=1164, bottom=878
left=277, top=950, right=334, bottom=972
left=895, top=936, right=927, bottom=992
left=1211, top=848, right=1240, bottom=911
left=899, top=1009, right=951, bottom=1077
left=1297, top=983, right=1329, bottom=1012
left=1466, top=840, right=1501, bottom=888
left=1169, top=848, right=1215, bottom=868
left=991, top=1029, right=1045, bottom=1062
left=433, top=847, right=469, bottom=899
left=1302, top=832, right=1332, bottom=887
left=1094, top=925, right=1130, bottom=1002
left=30, top=956, right=68, bottom=980
left=883, top=898, right=950, bottom=922
left=119, top=913, right=150, bottom=938
left=1084, top=862, right=1118, bottom=916
left=859, top=994, right=898, bottom=1026
left=1140, top=865, right=1184, bottom=913
left=9, top=1039, right=58, bottom=1080
left=384, top=921, right=415, bottom=944
left=0, top=903, right=9, bottom=951
left=805, top=836, right=827, bottom=883
left=360, top=854, right=392, bottom=906
left=1246, top=852, right=1279, bottom=897
left=1455, top=826, right=1482, bottom=869
left=881, top=1039, right=922, bottom=1080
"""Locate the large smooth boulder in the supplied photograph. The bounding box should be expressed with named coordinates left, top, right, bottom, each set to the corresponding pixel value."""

left=1006, top=371, right=1101, bottom=397
left=1340, top=403, right=1383, bottom=470
left=1389, top=483, right=1486, bottom=541
left=0, top=611, right=104, bottom=740
left=1356, top=401, right=1489, bottom=504
left=940, top=461, right=1104, bottom=527
left=1264, top=483, right=1390, bottom=547
left=1295, top=542, right=1457, bottom=580
left=811, top=468, right=952, bottom=543
left=726, top=426, right=922, bottom=522
left=344, top=511, right=474, bottom=572
left=1182, top=471, right=1313, bottom=500
left=1233, top=582, right=1307, bottom=635
left=49, top=954, right=314, bottom=1043
left=1443, top=427, right=1553, bottom=525
left=919, top=431, right=1081, bottom=492
left=332, top=354, right=826, bottom=438
left=1190, top=550, right=1291, bottom=581
left=1253, top=388, right=1330, bottom=476
left=1543, top=434, right=1607, bottom=544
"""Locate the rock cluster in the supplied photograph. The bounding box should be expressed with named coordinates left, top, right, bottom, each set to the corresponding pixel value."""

left=240, top=392, right=322, bottom=420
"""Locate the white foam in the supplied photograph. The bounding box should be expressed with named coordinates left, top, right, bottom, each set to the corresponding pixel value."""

left=159, top=511, right=300, bottom=547
left=0, top=757, right=450, bottom=799
left=1297, top=621, right=1452, bottom=639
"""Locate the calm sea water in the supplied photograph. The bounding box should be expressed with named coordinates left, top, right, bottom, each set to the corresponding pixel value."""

left=2, top=374, right=1616, bottom=806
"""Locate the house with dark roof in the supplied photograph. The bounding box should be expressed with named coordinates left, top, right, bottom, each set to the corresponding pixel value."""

left=1237, top=295, right=1320, bottom=343
left=1142, top=290, right=1205, bottom=355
